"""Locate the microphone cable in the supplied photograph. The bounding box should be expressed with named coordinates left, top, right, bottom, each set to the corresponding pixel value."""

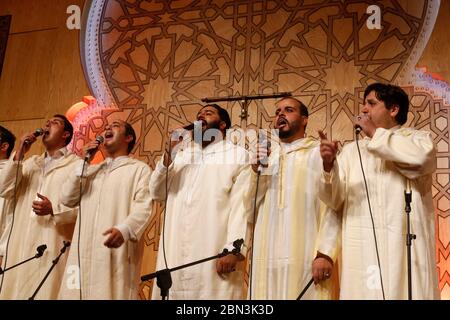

left=76, top=158, right=88, bottom=300
left=355, top=131, right=386, bottom=299
left=162, top=139, right=170, bottom=271
left=0, top=154, right=22, bottom=294
left=154, top=129, right=173, bottom=300
left=76, top=136, right=103, bottom=300
left=248, top=131, right=269, bottom=300
left=248, top=167, right=261, bottom=301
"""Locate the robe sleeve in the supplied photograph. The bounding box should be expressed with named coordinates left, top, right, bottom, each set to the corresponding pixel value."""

left=52, top=203, right=79, bottom=226
left=316, top=204, right=341, bottom=262
left=118, top=165, right=152, bottom=242
left=224, top=164, right=252, bottom=257
left=318, top=159, right=346, bottom=212
left=55, top=160, right=88, bottom=225
left=312, top=146, right=341, bottom=262
left=366, top=128, right=436, bottom=179
left=59, top=160, right=87, bottom=209
left=243, top=169, right=270, bottom=223
left=0, top=156, right=25, bottom=199
left=149, top=157, right=175, bottom=201
left=0, top=212, right=12, bottom=256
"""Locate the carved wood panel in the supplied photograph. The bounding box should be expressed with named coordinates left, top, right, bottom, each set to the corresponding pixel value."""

left=78, top=0, right=449, bottom=298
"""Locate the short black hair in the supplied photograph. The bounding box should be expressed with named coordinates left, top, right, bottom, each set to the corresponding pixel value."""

left=277, top=97, right=309, bottom=117
left=363, top=83, right=409, bottom=125
left=202, top=104, right=231, bottom=129
left=0, top=125, right=16, bottom=157
left=276, top=97, right=309, bottom=130
left=54, top=114, right=74, bottom=146
left=124, top=122, right=136, bottom=154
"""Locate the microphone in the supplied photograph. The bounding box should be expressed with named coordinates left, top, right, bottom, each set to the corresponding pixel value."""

left=84, top=135, right=104, bottom=161
left=24, top=128, right=44, bottom=145
left=183, top=120, right=203, bottom=130
left=354, top=125, right=362, bottom=134
left=257, top=133, right=271, bottom=171
left=36, top=244, right=47, bottom=257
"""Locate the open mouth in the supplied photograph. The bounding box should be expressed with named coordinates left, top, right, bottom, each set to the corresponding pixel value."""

left=276, top=118, right=288, bottom=129
left=43, top=129, right=50, bottom=137
left=196, top=119, right=207, bottom=127
left=104, top=132, right=114, bottom=140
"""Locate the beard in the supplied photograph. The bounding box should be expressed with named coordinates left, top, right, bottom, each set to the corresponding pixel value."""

left=277, top=121, right=300, bottom=140
left=194, top=119, right=222, bottom=146
left=278, top=128, right=292, bottom=139
left=203, top=119, right=221, bottom=131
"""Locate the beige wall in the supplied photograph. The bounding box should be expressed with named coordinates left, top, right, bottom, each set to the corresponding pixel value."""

left=0, top=0, right=89, bottom=155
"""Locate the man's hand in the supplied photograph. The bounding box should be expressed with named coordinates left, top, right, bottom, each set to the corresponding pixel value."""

left=14, top=132, right=38, bottom=161
left=32, top=193, right=54, bottom=216
left=103, top=228, right=125, bottom=248
left=318, top=130, right=339, bottom=172
left=312, top=252, right=333, bottom=284
left=216, top=254, right=241, bottom=276
left=163, top=129, right=188, bottom=167
left=82, top=139, right=102, bottom=162
left=251, top=144, right=271, bottom=173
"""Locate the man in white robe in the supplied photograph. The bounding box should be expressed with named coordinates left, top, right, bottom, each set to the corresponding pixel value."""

left=249, top=97, right=339, bottom=300
left=0, top=125, right=16, bottom=267
left=319, top=83, right=439, bottom=299
left=58, top=120, right=152, bottom=300
left=0, top=115, right=79, bottom=299
left=150, top=104, right=251, bottom=300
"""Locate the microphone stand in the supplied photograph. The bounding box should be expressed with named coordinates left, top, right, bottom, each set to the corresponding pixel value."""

left=28, top=241, right=71, bottom=300
left=141, top=239, right=244, bottom=300
left=0, top=245, right=47, bottom=275
left=296, top=278, right=314, bottom=300
left=405, top=180, right=415, bottom=300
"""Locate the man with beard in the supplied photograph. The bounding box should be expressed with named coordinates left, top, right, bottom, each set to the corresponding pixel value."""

left=248, top=97, right=339, bottom=299
left=0, top=125, right=15, bottom=267
left=150, top=104, right=252, bottom=300
left=58, top=120, right=152, bottom=299
left=0, top=115, right=79, bottom=299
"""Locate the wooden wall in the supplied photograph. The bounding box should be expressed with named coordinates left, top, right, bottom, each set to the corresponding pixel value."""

left=0, top=0, right=89, bottom=156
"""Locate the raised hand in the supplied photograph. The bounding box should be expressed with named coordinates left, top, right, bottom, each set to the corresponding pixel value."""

left=318, top=130, right=339, bottom=172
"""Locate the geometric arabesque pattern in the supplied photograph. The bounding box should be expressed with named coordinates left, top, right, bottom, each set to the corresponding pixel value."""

left=79, top=0, right=449, bottom=298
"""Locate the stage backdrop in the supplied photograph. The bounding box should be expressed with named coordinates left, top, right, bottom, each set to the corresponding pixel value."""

left=73, top=0, right=450, bottom=299
left=1, top=0, right=448, bottom=299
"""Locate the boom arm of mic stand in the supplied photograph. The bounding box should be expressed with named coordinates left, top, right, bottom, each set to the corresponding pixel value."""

left=28, top=241, right=70, bottom=300
left=0, top=244, right=47, bottom=275
left=141, top=238, right=244, bottom=300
